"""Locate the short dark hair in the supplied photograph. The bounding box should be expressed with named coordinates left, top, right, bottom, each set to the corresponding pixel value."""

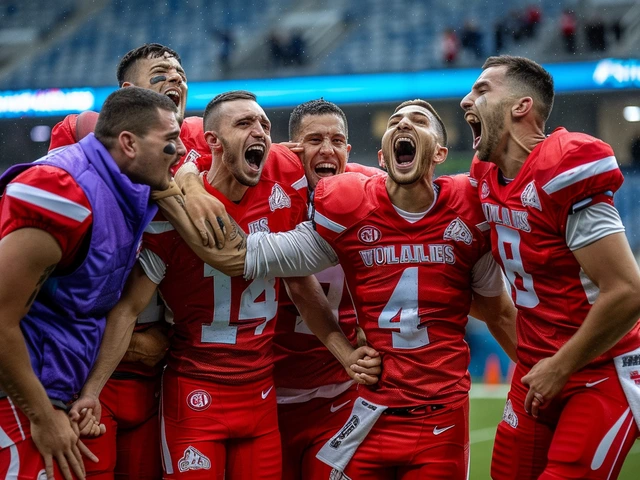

left=482, top=55, right=555, bottom=122
left=116, top=43, right=181, bottom=87
left=288, top=99, right=348, bottom=141
left=95, top=87, right=177, bottom=148
left=394, top=99, right=448, bottom=147
left=203, top=90, right=257, bottom=131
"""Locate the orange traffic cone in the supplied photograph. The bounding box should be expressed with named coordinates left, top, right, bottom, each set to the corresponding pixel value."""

left=483, top=353, right=502, bottom=385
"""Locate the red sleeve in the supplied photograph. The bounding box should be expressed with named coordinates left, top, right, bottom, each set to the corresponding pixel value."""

left=48, top=115, right=78, bottom=151
left=345, top=162, right=385, bottom=177
left=172, top=116, right=212, bottom=175
left=0, top=166, right=92, bottom=268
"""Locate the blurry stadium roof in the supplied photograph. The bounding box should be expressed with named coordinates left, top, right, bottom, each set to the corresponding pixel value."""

left=0, top=58, right=638, bottom=118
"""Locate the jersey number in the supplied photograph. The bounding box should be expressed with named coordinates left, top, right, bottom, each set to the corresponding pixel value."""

left=495, top=225, right=539, bottom=308
left=294, top=265, right=345, bottom=335
left=378, top=267, right=429, bottom=349
left=202, top=265, right=277, bottom=344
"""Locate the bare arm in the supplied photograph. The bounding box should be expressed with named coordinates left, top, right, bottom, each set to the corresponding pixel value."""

left=174, top=162, right=232, bottom=248
left=522, top=232, right=640, bottom=416
left=153, top=182, right=247, bottom=276
left=284, top=276, right=381, bottom=385
left=470, top=290, right=518, bottom=362
left=0, top=228, right=88, bottom=480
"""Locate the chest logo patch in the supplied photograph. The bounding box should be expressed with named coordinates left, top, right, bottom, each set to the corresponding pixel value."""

left=269, top=183, right=291, bottom=211
left=444, top=218, right=473, bottom=245
left=481, top=181, right=490, bottom=199
left=358, top=225, right=382, bottom=244
left=521, top=181, right=542, bottom=211
left=186, top=390, right=211, bottom=411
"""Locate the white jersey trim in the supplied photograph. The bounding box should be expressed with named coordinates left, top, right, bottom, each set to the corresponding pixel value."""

left=542, top=156, right=618, bottom=195
left=566, top=203, right=625, bottom=251
left=138, top=248, right=167, bottom=284
left=5, top=182, right=91, bottom=223
left=276, top=380, right=354, bottom=404
left=292, top=174, right=308, bottom=191
left=314, top=211, right=347, bottom=234
left=471, top=252, right=505, bottom=297
left=144, top=221, right=175, bottom=234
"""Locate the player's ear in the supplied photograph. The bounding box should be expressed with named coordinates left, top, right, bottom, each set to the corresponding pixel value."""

left=204, top=131, right=223, bottom=154
left=118, top=131, right=137, bottom=159
left=121, top=81, right=134, bottom=88
left=433, top=144, right=448, bottom=165
left=377, top=149, right=386, bottom=170
left=512, top=97, right=534, bottom=119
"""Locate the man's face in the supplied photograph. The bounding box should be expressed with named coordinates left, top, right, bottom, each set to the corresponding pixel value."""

left=127, top=108, right=185, bottom=190
left=126, top=52, right=188, bottom=122
left=460, top=65, right=514, bottom=162
left=294, top=114, right=350, bottom=190
left=210, top=99, right=272, bottom=187
left=381, top=105, right=444, bottom=185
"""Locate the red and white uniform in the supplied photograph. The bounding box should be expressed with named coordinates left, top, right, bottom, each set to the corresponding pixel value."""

left=0, top=166, right=91, bottom=479
left=311, top=172, right=499, bottom=478
left=142, top=143, right=307, bottom=479
left=473, top=128, right=640, bottom=479
left=48, top=114, right=166, bottom=479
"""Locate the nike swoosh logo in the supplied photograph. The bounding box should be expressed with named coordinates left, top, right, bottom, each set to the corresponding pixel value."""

left=586, top=377, right=609, bottom=388
left=330, top=400, right=351, bottom=413
left=261, top=386, right=274, bottom=399
left=433, top=425, right=455, bottom=435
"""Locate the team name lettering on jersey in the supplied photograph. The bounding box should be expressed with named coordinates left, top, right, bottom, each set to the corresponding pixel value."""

left=359, top=244, right=455, bottom=268
left=481, top=203, right=531, bottom=232
left=248, top=217, right=270, bottom=234
left=622, top=354, right=640, bottom=367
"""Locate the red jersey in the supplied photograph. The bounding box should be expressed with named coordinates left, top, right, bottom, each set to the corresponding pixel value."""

left=0, top=166, right=92, bottom=269
left=313, top=173, right=491, bottom=407
left=143, top=145, right=308, bottom=384
left=474, top=127, right=640, bottom=367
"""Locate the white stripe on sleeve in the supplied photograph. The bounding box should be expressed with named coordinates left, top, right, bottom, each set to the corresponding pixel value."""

left=542, top=156, right=618, bottom=195
left=138, top=248, right=167, bottom=284
left=6, top=183, right=91, bottom=222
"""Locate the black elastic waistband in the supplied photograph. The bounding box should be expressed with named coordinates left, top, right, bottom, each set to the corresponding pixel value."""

left=382, top=404, right=446, bottom=416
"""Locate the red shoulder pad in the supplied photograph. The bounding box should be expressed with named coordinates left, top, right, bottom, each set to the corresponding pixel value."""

left=261, top=144, right=308, bottom=197
left=313, top=173, right=379, bottom=242
left=436, top=174, right=485, bottom=223
left=345, top=162, right=385, bottom=177
left=469, top=154, right=493, bottom=182
left=48, top=114, right=79, bottom=151
left=534, top=128, right=623, bottom=209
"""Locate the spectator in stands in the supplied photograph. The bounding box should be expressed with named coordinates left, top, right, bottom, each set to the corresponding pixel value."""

left=269, top=31, right=285, bottom=67
left=494, top=15, right=509, bottom=54
left=631, top=137, right=640, bottom=167
left=289, top=31, right=306, bottom=66
left=213, top=28, right=233, bottom=74
left=560, top=9, right=577, bottom=54
left=523, top=4, right=542, bottom=38
left=441, top=28, right=460, bottom=66
left=461, top=20, right=484, bottom=60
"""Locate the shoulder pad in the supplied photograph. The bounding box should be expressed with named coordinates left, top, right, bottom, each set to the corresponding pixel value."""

left=262, top=144, right=307, bottom=193
left=345, top=162, right=385, bottom=177
left=49, top=114, right=79, bottom=151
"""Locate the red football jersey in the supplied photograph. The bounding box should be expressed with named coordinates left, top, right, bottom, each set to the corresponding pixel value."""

left=475, top=128, right=640, bottom=368
left=313, top=173, right=491, bottom=407
left=143, top=146, right=308, bottom=384
left=274, top=264, right=357, bottom=390
left=0, top=165, right=92, bottom=269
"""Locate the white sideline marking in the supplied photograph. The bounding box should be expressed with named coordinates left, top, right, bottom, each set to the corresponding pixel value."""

left=470, top=383, right=510, bottom=399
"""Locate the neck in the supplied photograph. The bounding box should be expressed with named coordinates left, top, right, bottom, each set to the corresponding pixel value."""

left=495, top=123, right=546, bottom=179
left=206, top=155, right=249, bottom=202
left=385, top=175, right=435, bottom=213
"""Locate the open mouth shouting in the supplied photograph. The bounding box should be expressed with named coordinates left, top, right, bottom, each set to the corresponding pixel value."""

left=393, top=135, right=416, bottom=169
left=314, top=162, right=338, bottom=178
left=164, top=88, right=182, bottom=109
left=465, top=112, right=482, bottom=150
left=244, top=143, right=266, bottom=171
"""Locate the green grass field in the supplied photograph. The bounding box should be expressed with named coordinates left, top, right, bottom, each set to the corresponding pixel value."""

left=468, top=384, right=640, bottom=479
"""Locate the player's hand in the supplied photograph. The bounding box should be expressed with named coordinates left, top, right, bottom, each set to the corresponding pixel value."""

left=175, top=164, right=231, bottom=249
left=31, top=408, right=96, bottom=480
left=347, top=346, right=381, bottom=385
left=279, top=141, right=304, bottom=155
left=69, top=393, right=105, bottom=438
left=521, top=356, right=570, bottom=418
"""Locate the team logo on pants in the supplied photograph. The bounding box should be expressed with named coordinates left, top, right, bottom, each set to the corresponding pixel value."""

left=178, top=446, right=211, bottom=472
left=502, top=399, right=518, bottom=428
left=330, top=469, right=352, bottom=480
left=186, top=390, right=211, bottom=411
left=37, top=470, right=48, bottom=480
